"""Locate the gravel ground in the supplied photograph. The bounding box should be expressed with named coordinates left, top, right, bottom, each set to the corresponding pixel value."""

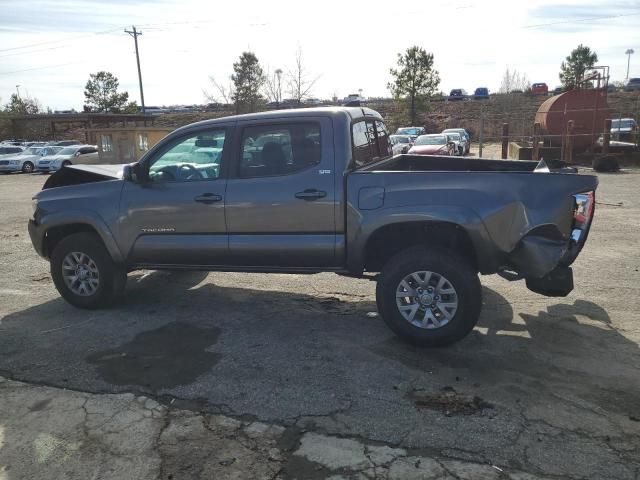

left=0, top=170, right=639, bottom=479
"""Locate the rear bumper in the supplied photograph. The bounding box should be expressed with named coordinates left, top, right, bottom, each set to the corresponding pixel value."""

left=28, top=219, right=46, bottom=258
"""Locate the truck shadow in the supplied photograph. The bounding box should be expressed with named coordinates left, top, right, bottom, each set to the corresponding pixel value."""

left=0, top=273, right=638, bottom=419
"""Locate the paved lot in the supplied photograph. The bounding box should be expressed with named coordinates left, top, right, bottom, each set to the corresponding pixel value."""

left=0, top=171, right=639, bottom=479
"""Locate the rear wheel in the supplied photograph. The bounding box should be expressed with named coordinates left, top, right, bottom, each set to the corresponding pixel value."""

left=376, top=246, right=481, bottom=347
left=50, top=232, right=126, bottom=309
left=22, top=161, right=35, bottom=173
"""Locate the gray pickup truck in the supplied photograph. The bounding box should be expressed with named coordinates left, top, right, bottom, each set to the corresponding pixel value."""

left=28, top=107, right=597, bottom=346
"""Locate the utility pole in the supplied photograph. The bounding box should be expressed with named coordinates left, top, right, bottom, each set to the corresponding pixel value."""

left=625, top=49, right=634, bottom=80
left=125, top=26, right=145, bottom=114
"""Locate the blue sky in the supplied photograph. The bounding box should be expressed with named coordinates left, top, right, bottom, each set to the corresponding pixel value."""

left=0, top=0, right=638, bottom=109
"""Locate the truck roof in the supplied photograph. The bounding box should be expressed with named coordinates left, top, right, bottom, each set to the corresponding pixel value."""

left=174, top=106, right=383, bottom=133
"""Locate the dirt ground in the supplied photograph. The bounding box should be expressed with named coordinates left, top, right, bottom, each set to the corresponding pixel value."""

left=0, top=170, right=639, bottom=479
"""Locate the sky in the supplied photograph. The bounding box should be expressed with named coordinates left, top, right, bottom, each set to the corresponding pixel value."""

left=0, top=0, right=639, bottom=110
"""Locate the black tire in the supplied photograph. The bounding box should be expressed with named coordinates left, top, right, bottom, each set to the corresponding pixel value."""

left=50, top=232, right=126, bottom=309
left=376, top=246, right=481, bottom=347
left=62, top=160, right=71, bottom=167
left=22, top=161, right=35, bottom=173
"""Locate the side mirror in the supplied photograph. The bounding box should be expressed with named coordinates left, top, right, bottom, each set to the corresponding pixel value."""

left=122, top=164, right=134, bottom=182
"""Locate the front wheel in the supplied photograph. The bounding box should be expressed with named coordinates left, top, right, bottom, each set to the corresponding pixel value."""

left=50, top=232, right=126, bottom=309
left=22, top=161, right=35, bottom=173
left=376, top=246, right=481, bottom=347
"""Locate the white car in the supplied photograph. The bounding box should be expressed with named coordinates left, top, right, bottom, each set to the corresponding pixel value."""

left=0, top=146, right=62, bottom=174
left=36, top=145, right=99, bottom=172
left=0, top=146, right=25, bottom=158
left=444, top=132, right=465, bottom=156
left=442, top=128, right=470, bottom=155
left=389, top=135, right=414, bottom=155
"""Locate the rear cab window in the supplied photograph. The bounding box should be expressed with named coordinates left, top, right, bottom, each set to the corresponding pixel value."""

left=351, top=119, right=392, bottom=168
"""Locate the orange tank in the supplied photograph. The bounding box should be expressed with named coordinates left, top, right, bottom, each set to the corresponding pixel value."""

left=534, top=89, right=612, bottom=150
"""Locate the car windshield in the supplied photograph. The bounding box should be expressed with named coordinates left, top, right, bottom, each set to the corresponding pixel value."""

left=58, top=147, right=78, bottom=155
left=43, top=147, right=63, bottom=156
left=415, top=135, right=447, bottom=145
left=397, top=128, right=422, bottom=136
left=24, top=147, right=42, bottom=155
left=447, top=133, right=461, bottom=141
left=391, top=136, right=410, bottom=144
left=611, top=119, right=636, bottom=129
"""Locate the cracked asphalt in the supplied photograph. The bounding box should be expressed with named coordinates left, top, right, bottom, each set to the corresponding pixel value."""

left=1, top=171, right=639, bottom=479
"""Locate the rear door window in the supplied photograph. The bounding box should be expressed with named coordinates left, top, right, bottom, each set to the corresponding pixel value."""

left=239, top=123, right=321, bottom=178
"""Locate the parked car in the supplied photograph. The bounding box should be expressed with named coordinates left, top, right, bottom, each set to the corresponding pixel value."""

left=395, top=127, right=425, bottom=141
left=343, top=94, right=366, bottom=105
left=389, top=135, right=414, bottom=155
left=303, top=98, right=323, bottom=105
left=29, top=107, right=598, bottom=347
left=50, top=140, right=82, bottom=147
left=0, top=140, right=27, bottom=146
left=473, top=87, right=489, bottom=100
left=448, top=89, right=467, bottom=101
left=25, top=141, right=48, bottom=148
left=36, top=145, right=99, bottom=172
left=408, top=134, right=456, bottom=156
left=0, top=146, right=62, bottom=174
left=610, top=118, right=638, bottom=142
left=444, top=132, right=465, bottom=156
left=0, top=146, right=25, bottom=157
left=551, top=86, right=564, bottom=96
left=442, top=128, right=471, bottom=155
left=531, top=83, right=549, bottom=96
left=624, top=78, right=640, bottom=92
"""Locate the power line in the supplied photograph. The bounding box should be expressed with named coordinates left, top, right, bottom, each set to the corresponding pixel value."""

left=0, top=27, right=121, bottom=54
left=0, top=61, right=85, bottom=76
left=523, top=10, right=640, bottom=29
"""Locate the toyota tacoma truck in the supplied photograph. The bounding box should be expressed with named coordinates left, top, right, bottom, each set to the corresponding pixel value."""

left=28, top=107, right=597, bottom=347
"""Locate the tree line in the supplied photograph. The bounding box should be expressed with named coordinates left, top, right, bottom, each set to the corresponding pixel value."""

left=1, top=43, right=602, bottom=124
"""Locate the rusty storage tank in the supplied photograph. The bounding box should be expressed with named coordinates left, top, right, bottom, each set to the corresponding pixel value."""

left=534, top=88, right=612, bottom=150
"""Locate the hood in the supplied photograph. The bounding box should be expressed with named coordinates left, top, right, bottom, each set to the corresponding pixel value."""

left=409, top=145, right=449, bottom=155
left=42, top=164, right=126, bottom=190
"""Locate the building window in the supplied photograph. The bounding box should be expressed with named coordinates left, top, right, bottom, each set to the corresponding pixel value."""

left=138, top=133, right=149, bottom=151
left=101, top=135, right=113, bottom=153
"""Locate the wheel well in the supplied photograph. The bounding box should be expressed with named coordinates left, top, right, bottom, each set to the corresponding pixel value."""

left=43, top=224, right=99, bottom=258
left=364, top=222, right=478, bottom=273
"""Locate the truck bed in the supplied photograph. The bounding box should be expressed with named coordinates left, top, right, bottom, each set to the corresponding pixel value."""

left=364, top=155, right=543, bottom=172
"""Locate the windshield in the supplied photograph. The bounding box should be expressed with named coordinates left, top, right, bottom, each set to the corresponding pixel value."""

left=415, top=135, right=447, bottom=145
left=396, top=127, right=421, bottom=136
left=58, top=147, right=78, bottom=155
left=24, top=147, right=42, bottom=155
left=390, top=136, right=410, bottom=144
left=446, top=133, right=461, bottom=141
left=611, top=119, right=636, bottom=129
left=43, top=147, right=63, bottom=156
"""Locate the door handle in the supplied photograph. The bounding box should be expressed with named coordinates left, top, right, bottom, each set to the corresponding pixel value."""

left=295, top=189, right=327, bottom=201
left=194, top=193, right=222, bottom=204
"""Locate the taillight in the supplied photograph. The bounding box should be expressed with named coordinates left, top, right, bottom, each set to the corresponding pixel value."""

left=571, top=191, right=595, bottom=243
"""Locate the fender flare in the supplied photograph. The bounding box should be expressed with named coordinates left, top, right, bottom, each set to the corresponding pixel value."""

left=38, top=210, right=124, bottom=263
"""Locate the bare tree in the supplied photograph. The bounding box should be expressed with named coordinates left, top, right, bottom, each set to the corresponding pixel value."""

left=499, top=68, right=530, bottom=93
left=286, top=46, right=320, bottom=102
left=204, top=75, right=235, bottom=105
left=264, top=68, right=284, bottom=106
